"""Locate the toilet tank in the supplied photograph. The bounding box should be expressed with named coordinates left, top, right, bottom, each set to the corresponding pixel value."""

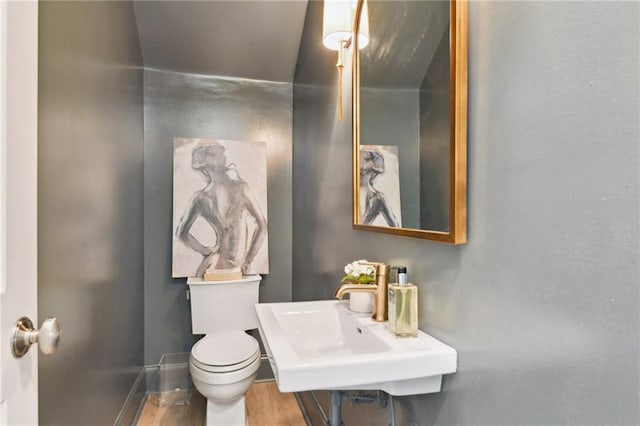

left=187, top=275, right=261, bottom=334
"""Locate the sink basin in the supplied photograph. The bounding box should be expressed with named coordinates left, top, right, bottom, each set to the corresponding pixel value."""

left=255, top=300, right=457, bottom=395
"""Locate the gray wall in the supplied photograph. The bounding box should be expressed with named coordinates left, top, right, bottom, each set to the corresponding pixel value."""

left=293, top=1, right=639, bottom=425
left=419, top=25, right=450, bottom=232
left=38, top=2, right=144, bottom=424
left=144, top=69, right=293, bottom=364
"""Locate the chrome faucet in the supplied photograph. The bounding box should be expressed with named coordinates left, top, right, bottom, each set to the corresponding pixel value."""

left=335, top=261, right=390, bottom=322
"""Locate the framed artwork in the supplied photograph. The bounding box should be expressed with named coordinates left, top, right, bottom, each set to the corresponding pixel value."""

left=172, top=138, right=269, bottom=277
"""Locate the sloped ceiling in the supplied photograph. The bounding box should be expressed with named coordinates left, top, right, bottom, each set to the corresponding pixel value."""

left=361, top=0, right=450, bottom=89
left=133, top=1, right=308, bottom=83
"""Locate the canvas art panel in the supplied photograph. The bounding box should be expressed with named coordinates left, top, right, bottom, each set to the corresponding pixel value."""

left=359, top=145, right=402, bottom=228
left=173, top=138, right=269, bottom=277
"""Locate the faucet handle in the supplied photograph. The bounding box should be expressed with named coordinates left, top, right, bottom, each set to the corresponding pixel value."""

left=357, top=260, right=387, bottom=271
left=357, top=260, right=379, bottom=266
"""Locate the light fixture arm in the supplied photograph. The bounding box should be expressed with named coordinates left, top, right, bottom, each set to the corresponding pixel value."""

left=322, top=0, right=366, bottom=123
left=336, top=37, right=351, bottom=123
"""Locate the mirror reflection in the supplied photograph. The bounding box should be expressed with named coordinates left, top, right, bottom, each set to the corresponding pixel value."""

left=354, top=0, right=467, bottom=243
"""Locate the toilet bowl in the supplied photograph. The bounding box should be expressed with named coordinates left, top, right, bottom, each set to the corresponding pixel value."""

left=189, top=331, right=261, bottom=425
left=186, top=275, right=263, bottom=426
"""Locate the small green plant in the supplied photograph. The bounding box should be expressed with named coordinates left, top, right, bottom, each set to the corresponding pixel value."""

left=341, top=260, right=376, bottom=284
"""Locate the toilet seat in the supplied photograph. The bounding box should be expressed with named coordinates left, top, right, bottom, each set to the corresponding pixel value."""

left=190, top=349, right=261, bottom=386
left=191, top=331, right=260, bottom=373
left=192, top=349, right=260, bottom=374
left=192, top=331, right=259, bottom=367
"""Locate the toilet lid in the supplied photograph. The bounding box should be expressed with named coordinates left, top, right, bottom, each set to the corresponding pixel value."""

left=191, top=332, right=259, bottom=367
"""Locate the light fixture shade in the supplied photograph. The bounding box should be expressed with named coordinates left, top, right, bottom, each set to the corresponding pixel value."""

left=322, top=0, right=370, bottom=51
left=358, top=0, right=370, bottom=49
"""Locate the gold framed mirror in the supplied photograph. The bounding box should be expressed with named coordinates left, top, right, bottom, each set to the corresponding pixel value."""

left=352, top=0, right=468, bottom=243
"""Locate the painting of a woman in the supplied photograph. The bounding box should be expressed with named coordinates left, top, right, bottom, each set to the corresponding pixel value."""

left=173, top=138, right=268, bottom=277
left=360, top=146, right=402, bottom=228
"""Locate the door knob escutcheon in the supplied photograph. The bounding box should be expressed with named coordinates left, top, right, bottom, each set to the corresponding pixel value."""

left=11, top=317, right=61, bottom=358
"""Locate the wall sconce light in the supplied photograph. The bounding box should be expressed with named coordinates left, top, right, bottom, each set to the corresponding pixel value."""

left=322, top=0, right=369, bottom=122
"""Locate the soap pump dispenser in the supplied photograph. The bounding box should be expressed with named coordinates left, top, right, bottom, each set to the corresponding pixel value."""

left=388, top=267, right=418, bottom=337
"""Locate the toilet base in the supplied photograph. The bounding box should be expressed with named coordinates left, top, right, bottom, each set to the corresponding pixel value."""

left=206, top=396, right=247, bottom=426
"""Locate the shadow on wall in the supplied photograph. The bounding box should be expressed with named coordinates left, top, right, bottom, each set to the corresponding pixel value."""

left=395, top=388, right=447, bottom=426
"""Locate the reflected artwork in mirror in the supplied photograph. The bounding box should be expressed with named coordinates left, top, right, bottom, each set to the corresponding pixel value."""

left=352, top=0, right=468, bottom=243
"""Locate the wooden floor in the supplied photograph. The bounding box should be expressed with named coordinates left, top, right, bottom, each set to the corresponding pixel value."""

left=136, top=382, right=306, bottom=426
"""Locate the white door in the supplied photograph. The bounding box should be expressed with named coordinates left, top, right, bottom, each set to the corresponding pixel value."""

left=0, top=1, right=39, bottom=424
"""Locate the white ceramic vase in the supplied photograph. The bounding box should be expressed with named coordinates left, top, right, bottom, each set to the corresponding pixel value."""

left=349, top=292, right=374, bottom=313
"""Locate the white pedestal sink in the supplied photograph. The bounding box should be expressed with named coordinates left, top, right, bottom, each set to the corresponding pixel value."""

left=255, top=300, right=457, bottom=396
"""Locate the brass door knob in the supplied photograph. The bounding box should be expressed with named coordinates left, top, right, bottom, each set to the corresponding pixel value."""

left=11, top=317, right=62, bottom=358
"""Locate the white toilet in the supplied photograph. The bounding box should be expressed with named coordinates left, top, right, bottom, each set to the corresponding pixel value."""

left=187, top=275, right=262, bottom=426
